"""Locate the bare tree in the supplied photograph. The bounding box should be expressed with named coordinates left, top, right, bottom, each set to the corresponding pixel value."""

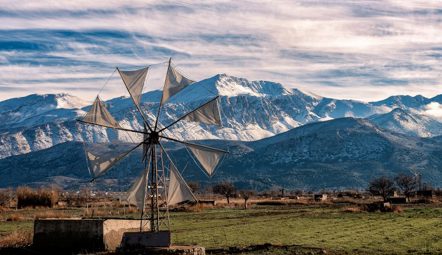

left=239, top=190, right=255, bottom=209
left=368, top=176, right=395, bottom=202
left=395, top=174, right=417, bottom=202
left=213, top=182, right=236, bottom=204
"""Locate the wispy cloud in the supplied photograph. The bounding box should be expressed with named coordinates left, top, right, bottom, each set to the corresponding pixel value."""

left=0, top=0, right=441, bottom=101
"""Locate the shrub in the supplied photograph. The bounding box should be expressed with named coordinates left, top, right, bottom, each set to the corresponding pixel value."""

left=343, top=206, right=362, bottom=213
left=0, top=231, right=32, bottom=248
left=16, top=187, right=59, bottom=208
left=0, top=189, right=12, bottom=207
left=34, top=211, right=68, bottom=219
left=6, top=214, right=24, bottom=222
left=391, top=205, right=404, bottom=213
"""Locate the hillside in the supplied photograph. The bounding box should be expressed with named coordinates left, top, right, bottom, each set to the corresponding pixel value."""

left=1, top=117, right=441, bottom=190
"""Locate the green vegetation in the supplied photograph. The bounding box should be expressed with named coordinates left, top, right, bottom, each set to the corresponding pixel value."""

left=0, top=205, right=441, bottom=254
left=171, top=205, right=442, bottom=254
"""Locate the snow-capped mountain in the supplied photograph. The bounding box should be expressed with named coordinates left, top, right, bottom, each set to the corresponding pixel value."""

left=0, top=93, right=88, bottom=130
left=1, top=73, right=442, bottom=159
left=371, top=95, right=430, bottom=109
left=369, top=108, right=442, bottom=137
left=2, top=117, right=441, bottom=190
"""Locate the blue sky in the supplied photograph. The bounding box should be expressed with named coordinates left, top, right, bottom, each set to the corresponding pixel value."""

left=0, top=0, right=441, bottom=101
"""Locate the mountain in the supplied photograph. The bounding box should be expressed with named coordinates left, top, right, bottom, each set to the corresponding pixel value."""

left=214, top=118, right=442, bottom=189
left=371, top=95, right=430, bottom=109
left=1, top=118, right=441, bottom=190
left=0, top=74, right=321, bottom=158
left=369, top=108, right=442, bottom=137
left=2, top=74, right=442, bottom=160
left=0, top=93, right=88, bottom=131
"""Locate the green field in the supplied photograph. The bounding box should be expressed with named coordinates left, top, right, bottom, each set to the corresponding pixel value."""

left=171, top=205, right=442, bottom=254
left=0, top=205, right=441, bottom=254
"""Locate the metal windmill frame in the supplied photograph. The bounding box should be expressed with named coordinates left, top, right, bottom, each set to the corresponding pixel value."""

left=77, top=58, right=227, bottom=232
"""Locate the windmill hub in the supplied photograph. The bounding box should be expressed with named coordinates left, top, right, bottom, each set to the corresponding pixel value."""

left=149, top=131, right=160, bottom=144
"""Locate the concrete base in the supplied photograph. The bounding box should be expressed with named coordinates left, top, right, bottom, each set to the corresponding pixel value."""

left=120, top=231, right=171, bottom=248
left=117, top=245, right=206, bottom=255
left=33, top=218, right=148, bottom=252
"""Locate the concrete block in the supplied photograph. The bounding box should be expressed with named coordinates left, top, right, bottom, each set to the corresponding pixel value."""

left=120, top=231, right=171, bottom=249
left=33, top=218, right=148, bottom=252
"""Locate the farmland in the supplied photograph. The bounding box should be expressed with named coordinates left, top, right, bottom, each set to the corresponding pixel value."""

left=0, top=201, right=441, bottom=254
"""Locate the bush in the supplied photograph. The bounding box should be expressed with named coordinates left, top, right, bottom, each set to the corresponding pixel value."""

left=34, top=211, right=68, bottom=219
left=16, top=187, right=59, bottom=208
left=6, top=214, right=23, bottom=222
left=0, top=230, right=32, bottom=248
left=343, top=206, right=362, bottom=213
left=0, top=189, right=12, bottom=207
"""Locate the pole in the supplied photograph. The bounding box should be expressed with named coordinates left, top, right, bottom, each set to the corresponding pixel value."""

left=149, top=144, right=161, bottom=232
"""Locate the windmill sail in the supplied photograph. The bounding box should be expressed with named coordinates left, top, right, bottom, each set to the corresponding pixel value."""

left=127, top=167, right=149, bottom=209
left=167, top=164, right=196, bottom=205
left=85, top=143, right=130, bottom=178
left=161, top=65, right=194, bottom=104
left=184, top=98, right=221, bottom=126
left=187, top=144, right=225, bottom=176
left=118, top=67, right=149, bottom=108
left=81, top=97, right=120, bottom=128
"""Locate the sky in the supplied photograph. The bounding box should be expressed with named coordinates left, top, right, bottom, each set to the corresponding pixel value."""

left=0, top=0, right=441, bottom=102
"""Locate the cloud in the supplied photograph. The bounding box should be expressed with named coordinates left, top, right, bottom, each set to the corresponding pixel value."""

left=0, top=0, right=441, bottom=101
left=422, top=102, right=442, bottom=121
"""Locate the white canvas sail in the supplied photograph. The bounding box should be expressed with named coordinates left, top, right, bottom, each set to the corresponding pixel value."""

left=161, top=65, right=194, bottom=104
left=167, top=164, right=196, bottom=205
left=127, top=167, right=149, bottom=209
left=187, top=144, right=225, bottom=176
left=118, top=67, right=149, bottom=108
left=86, top=150, right=125, bottom=178
left=82, top=97, right=120, bottom=128
left=184, top=98, right=221, bottom=126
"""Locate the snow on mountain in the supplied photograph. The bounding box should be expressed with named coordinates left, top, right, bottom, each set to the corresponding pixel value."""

left=169, top=74, right=291, bottom=104
left=369, top=108, right=442, bottom=137
left=3, top=117, right=442, bottom=190
left=2, top=74, right=442, bottom=160
left=0, top=93, right=88, bottom=131
left=371, top=95, right=429, bottom=109
left=213, top=117, right=442, bottom=189
left=313, top=98, right=382, bottom=119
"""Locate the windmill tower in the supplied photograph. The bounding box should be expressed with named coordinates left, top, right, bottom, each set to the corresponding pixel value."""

left=409, top=169, right=422, bottom=191
left=78, top=58, right=227, bottom=237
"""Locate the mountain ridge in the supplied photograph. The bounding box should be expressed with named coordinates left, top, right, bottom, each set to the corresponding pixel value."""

left=2, top=117, right=441, bottom=190
left=1, top=73, right=442, bottom=159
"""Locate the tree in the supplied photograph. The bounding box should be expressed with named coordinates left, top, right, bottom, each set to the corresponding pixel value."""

left=187, top=181, right=200, bottom=193
left=239, top=190, right=255, bottom=209
left=213, top=182, right=236, bottom=204
left=395, top=174, right=417, bottom=202
left=368, top=176, right=395, bottom=202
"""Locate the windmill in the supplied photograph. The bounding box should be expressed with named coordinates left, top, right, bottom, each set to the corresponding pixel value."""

left=409, top=169, right=422, bottom=191
left=77, top=58, right=228, bottom=235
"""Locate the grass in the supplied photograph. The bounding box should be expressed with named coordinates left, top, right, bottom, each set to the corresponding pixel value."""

left=170, top=205, right=442, bottom=254
left=0, top=204, right=441, bottom=254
